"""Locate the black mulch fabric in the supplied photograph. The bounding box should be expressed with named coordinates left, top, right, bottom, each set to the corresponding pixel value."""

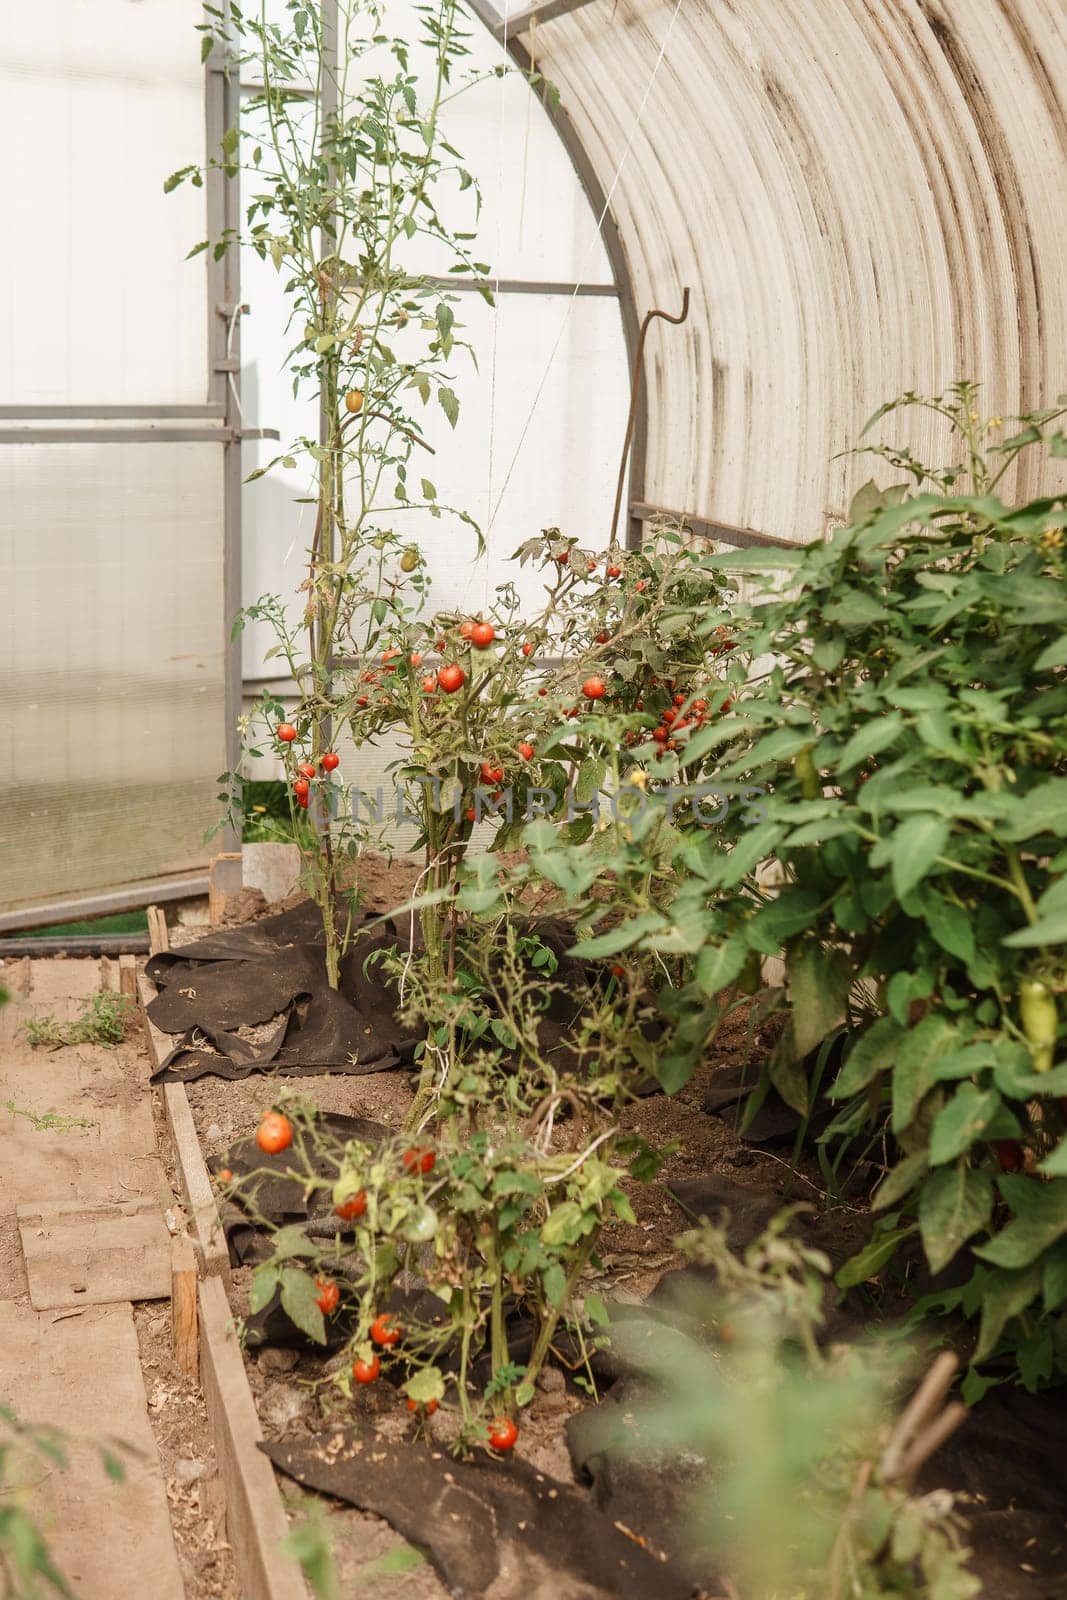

left=915, top=1386, right=1067, bottom=1600
left=262, top=1429, right=699, bottom=1600
left=145, top=901, right=605, bottom=1083
left=146, top=902, right=421, bottom=1081
left=566, top=1179, right=1067, bottom=1600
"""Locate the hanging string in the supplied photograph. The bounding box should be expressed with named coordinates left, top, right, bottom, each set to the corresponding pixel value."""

left=485, top=0, right=685, bottom=534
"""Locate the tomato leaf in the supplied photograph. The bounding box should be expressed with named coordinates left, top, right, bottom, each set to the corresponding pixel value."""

left=279, top=1268, right=327, bottom=1345
left=787, top=945, right=849, bottom=1059
left=975, top=1264, right=1043, bottom=1362
left=404, top=1367, right=445, bottom=1404
left=974, top=1178, right=1067, bottom=1269
left=694, top=935, right=748, bottom=997
left=832, top=1016, right=903, bottom=1098
left=889, top=814, right=949, bottom=899
left=928, top=1085, right=1003, bottom=1165
left=918, top=1166, right=993, bottom=1274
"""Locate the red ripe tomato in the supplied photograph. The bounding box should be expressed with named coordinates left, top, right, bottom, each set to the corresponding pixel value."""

left=610, top=963, right=626, bottom=978
left=635, top=580, right=647, bottom=593
left=537, top=687, right=548, bottom=697
left=293, top=778, right=310, bottom=800
left=382, top=646, right=402, bottom=664
left=995, top=1140, right=1024, bottom=1172
left=722, top=697, right=734, bottom=713
left=422, top=674, right=438, bottom=694
left=297, top=794, right=310, bottom=810
left=277, top=722, right=297, bottom=742
left=635, top=698, right=644, bottom=710
left=459, top=619, right=476, bottom=639
left=352, top=1354, right=380, bottom=1385
left=516, top=742, right=535, bottom=761
left=487, top=1417, right=518, bottom=1452
left=606, top=564, right=622, bottom=579
left=437, top=664, right=465, bottom=694
left=595, top=630, right=610, bottom=644
left=480, top=762, right=504, bottom=785
left=692, top=699, right=707, bottom=712
left=218, top=1167, right=233, bottom=1183
left=315, top=1276, right=340, bottom=1315
left=582, top=677, right=606, bottom=700
left=464, top=806, right=477, bottom=823
left=356, top=695, right=369, bottom=708
left=297, top=762, right=316, bottom=779
left=256, top=1112, right=293, bottom=1154
left=554, top=551, right=569, bottom=566
left=470, top=622, right=495, bottom=649
left=410, top=652, right=422, bottom=669
left=321, top=751, right=340, bottom=771
left=370, top=1313, right=401, bottom=1347
left=662, top=708, right=677, bottom=725
left=335, top=1189, right=367, bottom=1221
left=521, top=642, right=535, bottom=657
left=673, top=694, right=685, bottom=706
left=652, top=726, right=669, bottom=744
left=401, top=1147, right=435, bottom=1175
left=406, top=1396, right=438, bottom=1415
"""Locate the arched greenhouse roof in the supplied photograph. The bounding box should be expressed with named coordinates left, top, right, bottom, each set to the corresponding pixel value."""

left=474, top=0, right=1067, bottom=543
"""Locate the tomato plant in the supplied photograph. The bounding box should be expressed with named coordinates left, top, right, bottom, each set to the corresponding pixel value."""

left=626, top=390, right=1067, bottom=1391
left=175, top=0, right=493, bottom=988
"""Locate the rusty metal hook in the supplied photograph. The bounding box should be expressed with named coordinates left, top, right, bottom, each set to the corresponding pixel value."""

left=609, top=287, right=691, bottom=550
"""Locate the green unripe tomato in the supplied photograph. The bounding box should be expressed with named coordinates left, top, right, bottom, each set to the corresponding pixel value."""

left=1020, top=978, right=1058, bottom=1072
left=400, top=1204, right=439, bottom=1244
left=793, top=746, right=820, bottom=801
left=400, top=547, right=420, bottom=573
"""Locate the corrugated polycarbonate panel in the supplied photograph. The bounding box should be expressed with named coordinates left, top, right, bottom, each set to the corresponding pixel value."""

left=0, top=444, right=226, bottom=910
left=518, top=0, right=1067, bottom=542
left=0, top=1, right=208, bottom=406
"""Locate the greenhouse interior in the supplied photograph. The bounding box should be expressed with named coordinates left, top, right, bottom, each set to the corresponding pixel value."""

left=1, top=2, right=1065, bottom=1596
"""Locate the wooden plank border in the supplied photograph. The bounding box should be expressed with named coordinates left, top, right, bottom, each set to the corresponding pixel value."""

left=137, top=969, right=307, bottom=1600
left=137, top=974, right=230, bottom=1281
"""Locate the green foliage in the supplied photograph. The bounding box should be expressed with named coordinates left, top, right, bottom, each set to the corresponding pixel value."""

left=622, top=1217, right=980, bottom=1599
left=282, top=1497, right=338, bottom=1600
left=21, top=993, right=133, bottom=1050
left=653, top=391, right=1067, bottom=1387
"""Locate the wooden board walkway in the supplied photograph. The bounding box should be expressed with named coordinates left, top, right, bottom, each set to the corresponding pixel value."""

left=0, top=958, right=184, bottom=1597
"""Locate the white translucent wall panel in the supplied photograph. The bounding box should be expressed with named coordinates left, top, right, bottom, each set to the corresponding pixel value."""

left=241, top=287, right=629, bottom=680
left=524, top=0, right=1067, bottom=542
left=0, top=1, right=208, bottom=406
left=0, top=444, right=226, bottom=910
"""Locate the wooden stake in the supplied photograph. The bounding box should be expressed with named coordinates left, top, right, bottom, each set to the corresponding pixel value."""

left=146, top=905, right=170, bottom=956
left=171, top=1234, right=199, bottom=1380
left=118, top=954, right=138, bottom=1001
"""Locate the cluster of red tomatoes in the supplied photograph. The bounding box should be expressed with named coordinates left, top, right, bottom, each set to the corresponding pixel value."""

left=275, top=725, right=340, bottom=807
left=622, top=689, right=721, bottom=756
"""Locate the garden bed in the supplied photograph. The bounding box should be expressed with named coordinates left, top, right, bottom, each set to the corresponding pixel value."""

left=140, top=864, right=1067, bottom=1600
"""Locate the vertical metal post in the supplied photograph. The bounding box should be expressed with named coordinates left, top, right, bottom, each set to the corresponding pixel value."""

left=318, top=0, right=340, bottom=765
left=207, top=16, right=244, bottom=856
